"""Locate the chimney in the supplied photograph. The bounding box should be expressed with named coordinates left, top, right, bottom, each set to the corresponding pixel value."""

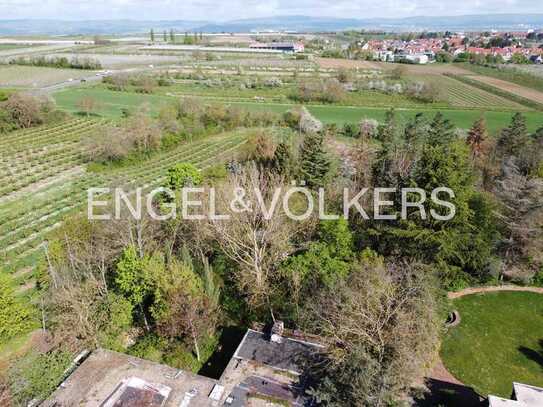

left=270, top=321, right=284, bottom=344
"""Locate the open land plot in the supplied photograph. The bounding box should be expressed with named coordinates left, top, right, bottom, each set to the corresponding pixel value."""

left=189, top=57, right=314, bottom=69
left=467, top=75, right=543, bottom=105
left=513, top=64, right=543, bottom=78
left=0, top=44, right=77, bottom=59
left=441, top=291, right=543, bottom=398
left=53, top=87, right=543, bottom=133
left=315, top=57, right=382, bottom=70
left=319, top=60, right=472, bottom=75
left=0, top=44, right=44, bottom=51
left=461, top=63, right=543, bottom=94
left=0, top=65, right=98, bottom=88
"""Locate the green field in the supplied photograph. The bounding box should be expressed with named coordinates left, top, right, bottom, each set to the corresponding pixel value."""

left=54, top=87, right=543, bottom=134
left=441, top=291, right=543, bottom=397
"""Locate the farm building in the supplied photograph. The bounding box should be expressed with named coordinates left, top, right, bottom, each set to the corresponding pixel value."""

left=249, top=41, right=304, bottom=53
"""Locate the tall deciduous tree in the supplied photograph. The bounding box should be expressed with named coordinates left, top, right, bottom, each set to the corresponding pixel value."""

left=202, top=165, right=296, bottom=310
left=155, top=260, right=218, bottom=362
left=304, top=256, right=440, bottom=407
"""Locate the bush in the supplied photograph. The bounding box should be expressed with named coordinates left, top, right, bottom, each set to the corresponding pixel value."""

left=8, top=350, right=73, bottom=405
left=0, top=274, right=33, bottom=343
left=406, top=81, right=439, bottom=103
left=166, top=162, right=203, bottom=190
left=128, top=334, right=167, bottom=363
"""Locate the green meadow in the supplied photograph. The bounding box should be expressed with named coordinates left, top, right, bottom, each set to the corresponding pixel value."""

left=53, top=87, right=543, bottom=134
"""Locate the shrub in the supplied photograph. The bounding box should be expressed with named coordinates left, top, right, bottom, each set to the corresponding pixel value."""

left=8, top=350, right=72, bottom=405
left=406, top=81, right=439, bottom=103
left=166, top=163, right=203, bottom=190
left=0, top=274, right=33, bottom=343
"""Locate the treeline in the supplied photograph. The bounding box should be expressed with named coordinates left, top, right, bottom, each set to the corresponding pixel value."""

left=83, top=98, right=279, bottom=164
left=9, top=56, right=102, bottom=70
left=102, top=73, right=173, bottom=94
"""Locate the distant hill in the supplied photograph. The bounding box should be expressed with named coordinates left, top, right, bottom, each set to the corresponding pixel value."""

left=199, top=14, right=543, bottom=32
left=0, top=14, right=542, bottom=35
left=0, top=19, right=206, bottom=36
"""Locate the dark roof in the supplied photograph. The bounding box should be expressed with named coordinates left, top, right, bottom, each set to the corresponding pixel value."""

left=234, top=329, right=322, bottom=374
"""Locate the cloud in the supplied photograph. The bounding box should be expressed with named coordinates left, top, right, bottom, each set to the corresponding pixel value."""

left=0, top=0, right=540, bottom=20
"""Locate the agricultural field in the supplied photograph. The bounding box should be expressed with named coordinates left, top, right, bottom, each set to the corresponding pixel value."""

left=421, top=74, right=529, bottom=110
left=53, top=87, right=543, bottom=134
left=462, top=63, right=543, bottom=93
left=0, top=65, right=96, bottom=88
left=467, top=74, right=543, bottom=105
left=0, top=119, right=248, bottom=294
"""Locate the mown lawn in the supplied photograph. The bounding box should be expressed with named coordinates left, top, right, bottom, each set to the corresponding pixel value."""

left=441, top=291, right=543, bottom=398
left=53, top=87, right=543, bottom=134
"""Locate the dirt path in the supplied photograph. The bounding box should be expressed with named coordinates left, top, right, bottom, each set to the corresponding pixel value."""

left=468, top=75, right=543, bottom=104
left=448, top=285, right=543, bottom=299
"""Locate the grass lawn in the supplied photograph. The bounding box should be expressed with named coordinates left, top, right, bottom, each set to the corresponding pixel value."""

left=53, top=87, right=543, bottom=134
left=441, top=291, right=543, bottom=398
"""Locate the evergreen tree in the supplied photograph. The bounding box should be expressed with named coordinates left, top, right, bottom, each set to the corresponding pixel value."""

left=498, top=113, right=529, bottom=157
left=272, top=141, right=294, bottom=177
left=376, top=108, right=397, bottom=145
left=299, top=131, right=331, bottom=188
left=150, top=29, right=155, bottom=42
left=427, top=112, right=455, bottom=145
left=404, top=112, right=426, bottom=145
left=466, top=116, right=488, bottom=158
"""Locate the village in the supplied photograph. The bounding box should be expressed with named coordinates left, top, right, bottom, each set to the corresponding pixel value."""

left=347, top=30, right=543, bottom=64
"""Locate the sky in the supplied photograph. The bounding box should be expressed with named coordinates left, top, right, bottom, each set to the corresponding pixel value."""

left=0, top=0, right=541, bottom=21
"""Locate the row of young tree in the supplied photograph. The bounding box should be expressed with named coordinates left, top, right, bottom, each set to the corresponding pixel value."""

left=9, top=56, right=102, bottom=70
left=149, top=29, right=204, bottom=45
left=1, top=94, right=542, bottom=405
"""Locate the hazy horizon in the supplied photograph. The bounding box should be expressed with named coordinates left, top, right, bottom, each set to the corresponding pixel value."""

left=0, top=1, right=541, bottom=22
